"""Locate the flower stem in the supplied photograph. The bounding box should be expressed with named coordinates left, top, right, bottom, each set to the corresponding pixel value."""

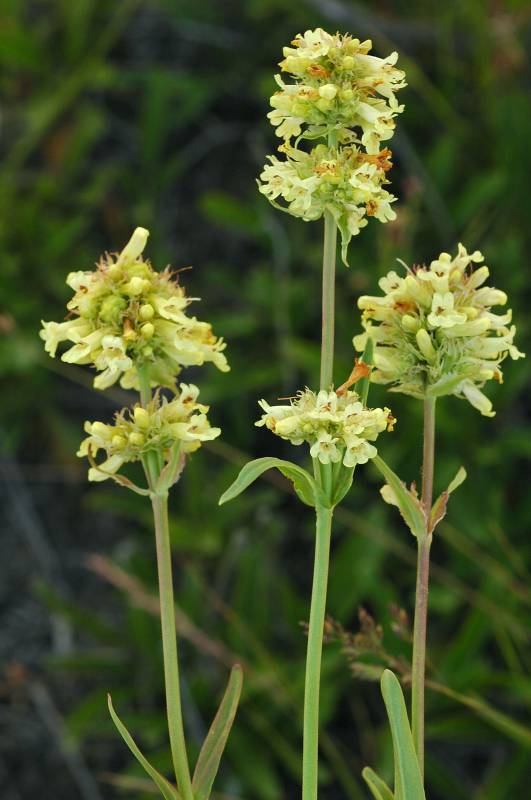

left=320, top=209, right=338, bottom=390
left=138, top=363, right=193, bottom=798
left=151, top=491, right=195, bottom=800
left=411, top=395, right=436, bottom=776
left=302, top=503, right=334, bottom=800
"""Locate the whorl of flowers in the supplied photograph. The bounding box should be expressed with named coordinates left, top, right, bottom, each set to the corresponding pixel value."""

left=256, top=388, right=394, bottom=467
left=78, top=384, right=220, bottom=482
left=40, top=228, right=229, bottom=391
left=354, top=244, right=524, bottom=417
left=258, top=29, right=406, bottom=264
left=259, top=144, right=396, bottom=264
left=269, top=29, right=406, bottom=152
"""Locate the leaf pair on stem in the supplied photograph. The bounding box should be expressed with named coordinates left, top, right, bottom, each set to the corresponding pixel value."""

left=108, top=664, right=243, bottom=800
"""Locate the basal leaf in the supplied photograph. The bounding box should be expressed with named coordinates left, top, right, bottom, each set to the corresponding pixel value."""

left=362, top=766, right=394, bottom=800
left=108, top=695, right=180, bottom=800
left=380, top=670, right=425, bottom=800
left=192, top=664, right=243, bottom=800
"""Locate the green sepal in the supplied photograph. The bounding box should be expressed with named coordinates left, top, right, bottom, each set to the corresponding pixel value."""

left=429, top=466, right=467, bottom=533
left=107, top=695, right=181, bottom=800
left=219, top=457, right=328, bottom=508
left=361, top=766, right=395, bottom=800
left=380, top=670, right=426, bottom=800
left=192, top=664, right=243, bottom=800
left=373, top=455, right=426, bottom=538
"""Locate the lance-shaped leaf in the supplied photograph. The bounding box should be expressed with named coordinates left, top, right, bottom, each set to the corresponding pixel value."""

left=373, top=456, right=425, bottom=538
left=192, top=664, right=243, bottom=800
left=429, top=466, right=467, bottom=533
left=362, top=767, right=394, bottom=800
left=358, top=337, right=374, bottom=405
left=107, top=695, right=181, bottom=800
left=219, top=457, right=326, bottom=508
left=380, top=670, right=425, bottom=800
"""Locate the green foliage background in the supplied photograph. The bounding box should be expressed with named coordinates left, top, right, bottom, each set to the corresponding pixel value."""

left=1, top=1, right=530, bottom=799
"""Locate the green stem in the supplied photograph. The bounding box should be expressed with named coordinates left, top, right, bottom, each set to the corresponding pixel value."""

left=138, top=362, right=193, bottom=797
left=320, top=210, right=338, bottom=390
left=411, top=396, right=436, bottom=776
left=152, top=491, right=195, bottom=800
left=302, top=504, right=334, bottom=800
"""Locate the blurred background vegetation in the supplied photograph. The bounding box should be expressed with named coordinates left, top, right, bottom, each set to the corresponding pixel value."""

left=1, top=1, right=530, bottom=798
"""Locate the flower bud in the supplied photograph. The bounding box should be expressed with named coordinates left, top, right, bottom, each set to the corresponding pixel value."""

left=318, top=84, right=338, bottom=100
left=129, top=432, right=145, bottom=447
left=133, top=407, right=150, bottom=429
left=467, top=266, right=489, bottom=289
left=416, top=329, right=436, bottom=361
left=141, top=322, right=155, bottom=339
left=139, top=303, right=155, bottom=320
left=125, top=276, right=150, bottom=296
left=401, top=314, right=420, bottom=333
left=117, top=227, right=149, bottom=266
left=339, top=88, right=354, bottom=101
left=111, top=434, right=127, bottom=449
left=342, top=56, right=355, bottom=69
left=316, top=98, right=332, bottom=112
left=91, top=421, right=109, bottom=437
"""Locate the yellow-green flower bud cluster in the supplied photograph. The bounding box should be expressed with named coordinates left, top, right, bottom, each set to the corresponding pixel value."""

left=256, top=388, right=393, bottom=467
left=40, top=228, right=229, bottom=390
left=259, top=144, right=396, bottom=264
left=354, top=244, right=524, bottom=417
left=270, top=29, right=406, bottom=152
left=78, top=384, right=220, bottom=482
left=258, top=29, right=405, bottom=264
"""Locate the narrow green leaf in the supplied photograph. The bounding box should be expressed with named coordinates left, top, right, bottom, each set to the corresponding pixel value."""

left=331, top=464, right=355, bottom=506
left=219, top=457, right=322, bottom=508
left=380, top=670, right=425, bottom=800
left=362, top=767, right=395, bottom=800
left=107, top=695, right=180, bottom=800
left=373, top=456, right=425, bottom=538
left=192, top=664, right=244, bottom=800
left=429, top=466, right=467, bottom=533
left=358, top=336, right=374, bottom=405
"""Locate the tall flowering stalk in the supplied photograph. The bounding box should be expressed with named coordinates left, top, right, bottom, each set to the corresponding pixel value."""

left=41, top=229, right=242, bottom=800
left=355, top=245, right=524, bottom=779
left=221, top=29, right=405, bottom=800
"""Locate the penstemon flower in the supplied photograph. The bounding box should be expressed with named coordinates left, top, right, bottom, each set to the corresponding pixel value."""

left=354, top=244, right=524, bottom=416
left=41, top=227, right=240, bottom=800
left=258, top=28, right=406, bottom=266
left=40, top=227, right=229, bottom=391
left=78, top=384, right=220, bottom=482
left=259, top=144, right=396, bottom=263
left=256, top=388, right=393, bottom=467
left=269, top=29, right=406, bottom=151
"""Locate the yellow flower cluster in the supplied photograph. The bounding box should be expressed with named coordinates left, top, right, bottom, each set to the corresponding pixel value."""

left=78, top=384, right=220, bottom=482
left=259, top=144, right=396, bottom=264
left=256, top=388, right=393, bottom=467
left=40, top=228, right=229, bottom=390
left=270, top=28, right=406, bottom=152
left=354, top=244, right=524, bottom=416
left=258, top=29, right=406, bottom=263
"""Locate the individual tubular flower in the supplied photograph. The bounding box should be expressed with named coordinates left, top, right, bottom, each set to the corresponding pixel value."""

left=259, top=144, right=396, bottom=263
left=354, top=244, right=524, bottom=416
left=269, top=29, right=406, bottom=152
left=40, top=228, right=229, bottom=390
left=256, top=388, right=394, bottom=467
left=78, top=384, right=220, bottom=482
